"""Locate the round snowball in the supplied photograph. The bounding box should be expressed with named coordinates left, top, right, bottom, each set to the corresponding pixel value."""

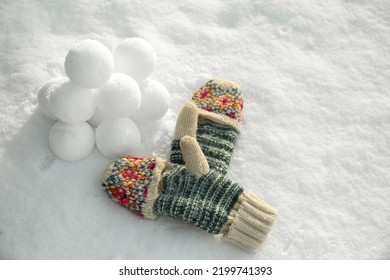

left=37, top=77, right=67, bottom=120
left=113, top=38, right=157, bottom=82
left=49, top=121, right=95, bottom=161
left=96, top=118, right=141, bottom=158
left=65, top=39, right=114, bottom=89
left=96, top=73, right=141, bottom=118
left=49, top=80, right=96, bottom=123
left=132, top=79, right=170, bottom=123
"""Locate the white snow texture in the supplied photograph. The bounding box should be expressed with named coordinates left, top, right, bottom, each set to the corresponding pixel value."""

left=0, top=0, right=389, bottom=260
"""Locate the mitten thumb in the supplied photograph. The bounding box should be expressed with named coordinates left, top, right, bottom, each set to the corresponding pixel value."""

left=175, top=101, right=198, bottom=139
left=180, top=135, right=209, bottom=177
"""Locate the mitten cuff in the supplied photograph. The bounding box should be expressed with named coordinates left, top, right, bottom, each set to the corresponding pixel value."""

left=196, top=106, right=242, bottom=132
left=220, top=192, right=277, bottom=252
left=174, top=101, right=242, bottom=140
left=141, top=158, right=168, bottom=219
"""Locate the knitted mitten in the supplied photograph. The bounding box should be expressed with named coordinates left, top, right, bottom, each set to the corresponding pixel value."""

left=101, top=136, right=277, bottom=252
left=170, top=79, right=243, bottom=176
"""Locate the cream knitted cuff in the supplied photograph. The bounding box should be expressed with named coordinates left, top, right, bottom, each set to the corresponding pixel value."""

left=141, top=158, right=168, bottom=219
left=197, top=104, right=242, bottom=132
left=219, top=192, right=278, bottom=252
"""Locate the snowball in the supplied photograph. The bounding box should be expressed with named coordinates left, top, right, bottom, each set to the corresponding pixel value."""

left=37, top=76, right=67, bottom=120
left=49, top=121, right=95, bottom=161
left=113, top=38, right=157, bottom=82
left=96, top=73, right=141, bottom=118
left=64, top=39, right=114, bottom=89
left=49, top=80, right=96, bottom=123
left=132, top=79, right=170, bottom=123
left=96, top=118, right=141, bottom=158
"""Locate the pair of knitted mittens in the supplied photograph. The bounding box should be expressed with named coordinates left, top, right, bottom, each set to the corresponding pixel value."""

left=101, top=79, right=277, bottom=252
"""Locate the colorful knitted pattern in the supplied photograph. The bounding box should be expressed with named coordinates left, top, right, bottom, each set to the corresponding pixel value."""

left=155, top=164, right=244, bottom=234
left=101, top=156, right=157, bottom=217
left=101, top=155, right=278, bottom=252
left=192, top=80, right=243, bottom=121
left=171, top=79, right=243, bottom=175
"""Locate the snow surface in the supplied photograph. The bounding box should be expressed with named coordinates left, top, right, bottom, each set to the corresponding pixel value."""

left=1, top=0, right=390, bottom=260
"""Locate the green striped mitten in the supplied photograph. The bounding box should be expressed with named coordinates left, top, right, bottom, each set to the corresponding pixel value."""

left=170, top=79, right=243, bottom=176
left=101, top=136, right=277, bottom=252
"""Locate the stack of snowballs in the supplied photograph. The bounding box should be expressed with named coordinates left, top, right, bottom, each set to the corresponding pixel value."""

left=37, top=38, right=170, bottom=161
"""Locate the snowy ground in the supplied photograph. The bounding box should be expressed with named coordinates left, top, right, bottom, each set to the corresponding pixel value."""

left=1, top=0, right=390, bottom=259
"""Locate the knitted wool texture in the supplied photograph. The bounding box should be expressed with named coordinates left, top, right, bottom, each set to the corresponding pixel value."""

left=101, top=156, right=159, bottom=218
left=102, top=154, right=278, bottom=252
left=102, top=156, right=243, bottom=233
left=171, top=122, right=238, bottom=176
left=156, top=163, right=244, bottom=234
left=170, top=79, right=243, bottom=176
